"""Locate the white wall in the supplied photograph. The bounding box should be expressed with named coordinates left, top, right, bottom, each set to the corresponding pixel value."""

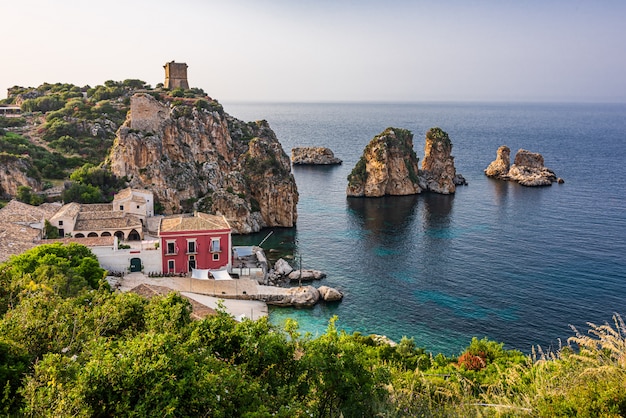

left=92, top=246, right=162, bottom=274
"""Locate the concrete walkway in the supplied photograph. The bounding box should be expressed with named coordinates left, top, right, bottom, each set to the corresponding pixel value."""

left=116, top=272, right=269, bottom=321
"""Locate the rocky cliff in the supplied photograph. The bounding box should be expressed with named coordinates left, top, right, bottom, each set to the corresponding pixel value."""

left=291, top=147, right=342, bottom=165
left=108, top=93, right=298, bottom=233
left=0, top=154, right=40, bottom=198
left=485, top=146, right=562, bottom=186
left=421, top=127, right=465, bottom=194
left=346, top=128, right=421, bottom=197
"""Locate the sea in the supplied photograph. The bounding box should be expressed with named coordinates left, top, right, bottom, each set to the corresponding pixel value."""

left=223, top=101, right=626, bottom=355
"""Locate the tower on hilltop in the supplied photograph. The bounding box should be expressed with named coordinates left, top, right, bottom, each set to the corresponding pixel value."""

left=163, top=61, right=189, bottom=90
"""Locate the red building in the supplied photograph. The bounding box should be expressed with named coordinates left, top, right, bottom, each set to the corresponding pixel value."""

left=158, top=212, right=232, bottom=274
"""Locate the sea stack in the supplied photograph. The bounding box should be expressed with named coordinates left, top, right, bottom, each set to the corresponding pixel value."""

left=485, top=146, right=563, bottom=186
left=420, top=127, right=466, bottom=194
left=346, top=127, right=421, bottom=197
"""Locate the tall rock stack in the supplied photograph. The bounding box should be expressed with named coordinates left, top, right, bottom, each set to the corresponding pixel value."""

left=346, top=128, right=421, bottom=197
left=420, top=127, right=465, bottom=194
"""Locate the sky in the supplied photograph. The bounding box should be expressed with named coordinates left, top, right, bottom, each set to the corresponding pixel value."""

left=1, top=0, right=625, bottom=103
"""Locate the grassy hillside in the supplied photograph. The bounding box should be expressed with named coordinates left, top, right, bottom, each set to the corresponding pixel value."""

left=0, top=243, right=624, bottom=417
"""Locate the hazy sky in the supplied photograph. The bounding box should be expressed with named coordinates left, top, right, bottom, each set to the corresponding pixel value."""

left=2, top=0, right=625, bottom=102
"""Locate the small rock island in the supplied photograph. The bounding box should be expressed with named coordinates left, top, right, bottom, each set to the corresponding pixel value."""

left=291, top=147, right=342, bottom=165
left=485, top=146, right=563, bottom=186
left=346, top=127, right=466, bottom=197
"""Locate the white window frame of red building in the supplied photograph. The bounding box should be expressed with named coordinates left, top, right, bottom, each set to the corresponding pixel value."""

left=212, top=252, right=219, bottom=261
left=187, top=238, right=197, bottom=254
left=166, top=240, right=177, bottom=255
left=210, top=237, right=221, bottom=253
left=167, top=259, right=175, bottom=273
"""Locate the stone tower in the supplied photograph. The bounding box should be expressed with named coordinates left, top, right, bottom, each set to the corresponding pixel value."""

left=163, top=61, right=189, bottom=90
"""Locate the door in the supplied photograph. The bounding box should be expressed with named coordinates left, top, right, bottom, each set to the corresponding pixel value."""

left=130, top=257, right=142, bottom=273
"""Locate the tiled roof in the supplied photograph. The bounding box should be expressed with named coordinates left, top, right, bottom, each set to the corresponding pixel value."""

left=130, top=195, right=146, bottom=204
left=0, top=221, right=40, bottom=263
left=82, top=203, right=113, bottom=212
left=114, top=187, right=152, bottom=201
left=159, top=212, right=230, bottom=233
left=37, top=236, right=115, bottom=247
left=75, top=212, right=142, bottom=231
left=0, top=200, right=51, bottom=224
left=50, top=202, right=81, bottom=221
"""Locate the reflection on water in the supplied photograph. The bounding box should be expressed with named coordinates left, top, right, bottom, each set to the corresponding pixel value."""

left=421, top=193, right=454, bottom=229
left=347, top=195, right=418, bottom=234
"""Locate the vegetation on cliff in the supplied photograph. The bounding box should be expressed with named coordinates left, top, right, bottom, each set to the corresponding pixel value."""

left=0, top=243, right=624, bottom=416
left=1, top=81, right=297, bottom=227
left=347, top=127, right=420, bottom=197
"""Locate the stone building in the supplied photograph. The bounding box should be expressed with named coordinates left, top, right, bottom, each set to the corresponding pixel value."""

left=49, top=188, right=153, bottom=240
left=163, top=61, right=189, bottom=90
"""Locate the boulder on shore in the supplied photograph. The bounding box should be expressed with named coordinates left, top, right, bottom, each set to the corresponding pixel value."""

left=291, top=147, right=342, bottom=165
left=318, top=285, right=343, bottom=302
left=273, top=258, right=294, bottom=276
left=485, top=146, right=563, bottom=186
left=265, top=285, right=320, bottom=307
left=288, top=269, right=327, bottom=281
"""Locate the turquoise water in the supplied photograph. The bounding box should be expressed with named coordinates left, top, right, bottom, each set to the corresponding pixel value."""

left=227, top=102, right=626, bottom=355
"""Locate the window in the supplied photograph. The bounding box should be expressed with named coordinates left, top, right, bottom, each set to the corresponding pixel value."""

left=168, top=260, right=175, bottom=273
left=58, top=220, right=63, bottom=226
left=212, top=253, right=219, bottom=261
left=166, top=241, right=176, bottom=255
left=137, top=205, right=140, bottom=209
left=188, top=255, right=196, bottom=271
left=119, top=205, right=124, bottom=211
left=210, top=238, right=220, bottom=253
left=187, top=239, right=197, bottom=254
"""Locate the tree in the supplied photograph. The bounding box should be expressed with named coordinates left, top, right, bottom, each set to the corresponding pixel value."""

left=15, top=186, right=43, bottom=206
left=44, top=220, right=59, bottom=239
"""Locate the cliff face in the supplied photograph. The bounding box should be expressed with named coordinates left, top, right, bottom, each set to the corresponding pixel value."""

left=0, top=154, right=40, bottom=198
left=108, top=93, right=298, bottom=233
left=420, top=127, right=461, bottom=194
left=485, top=146, right=561, bottom=186
left=346, top=128, right=421, bottom=197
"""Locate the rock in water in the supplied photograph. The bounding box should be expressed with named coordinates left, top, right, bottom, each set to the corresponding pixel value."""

left=485, top=146, right=561, bottom=186
left=108, top=93, right=298, bottom=233
left=291, top=147, right=342, bottom=165
left=318, top=285, right=343, bottom=302
left=273, top=258, right=294, bottom=276
left=484, top=145, right=511, bottom=179
left=346, top=127, right=421, bottom=197
left=420, top=127, right=463, bottom=194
